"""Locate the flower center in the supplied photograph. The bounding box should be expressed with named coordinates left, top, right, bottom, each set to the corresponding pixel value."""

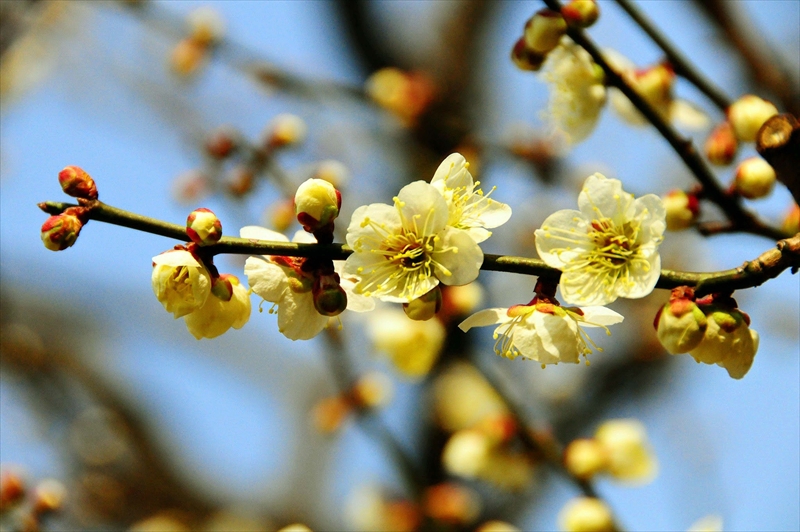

left=588, top=219, right=639, bottom=267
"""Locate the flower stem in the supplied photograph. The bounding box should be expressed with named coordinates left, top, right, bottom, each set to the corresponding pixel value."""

left=39, top=199, right=800, bottom=295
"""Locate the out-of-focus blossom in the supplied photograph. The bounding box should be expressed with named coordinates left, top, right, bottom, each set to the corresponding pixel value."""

left=558, top=497, right=616, bottom=532
left=705, top=121, right=738, bottom=166
left=345, top=486, right=420, bottom=532
left=263, top=114, right=307, bottom=149
left=663, top=190, right=700, bottom=231
left=687, top=515, right=723, bottom=532
left=541, top=39, right=606, bottom=143
left=564, top=438, right=609, bottom=480
left=524, top=9, right=567, bottom=54
left=561, top=0, right=600, bottom=28
left=727, top=95, right=778, bottom=142
left=423, top=483, right=480, bottom=525
left=782, top=203, right=800, bottom=235
left=594, top=419, right=658, bottom=484
left=535, top=173, right=666, bottom=305
left=368, top=307, right=445, bottom=377
left=187, top=7, right=226, bottom=46
left=734, top=157, right=776, bottom=199
left=365, top=68, right=436, bottom=125
left=432, top=363, right=508, bottom=432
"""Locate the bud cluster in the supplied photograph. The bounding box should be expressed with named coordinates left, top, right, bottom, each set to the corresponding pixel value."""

left=40, top=166, right=98, bottom=252
left=654, top=289, right=759, bottom=379
left=511, top=2, right=599, bottom=73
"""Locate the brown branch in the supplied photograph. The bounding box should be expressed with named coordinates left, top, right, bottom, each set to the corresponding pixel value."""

left=757, top=114, right=800, bottom=206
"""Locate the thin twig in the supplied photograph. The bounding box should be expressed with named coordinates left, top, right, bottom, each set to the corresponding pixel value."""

left=542, top=0, right=786, bottom=241
left=39, top=200, right=800, bottom=296
left=613, top=0, right=731, bottom=111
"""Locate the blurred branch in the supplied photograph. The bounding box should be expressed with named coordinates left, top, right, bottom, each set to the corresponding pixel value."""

left=39, top=200, right=800, bottom=294
left=613, top=0, right=731, bottom=111
left=542, top=0, right=786, bottom=241
left=691, top=0, right=800, bottom=116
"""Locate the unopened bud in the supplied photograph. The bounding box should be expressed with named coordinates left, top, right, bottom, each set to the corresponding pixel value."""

left=564, top=438, right=608, bottom=480
left=561, top=0, right=599, bottom=28
left=594, top=419, right=657, bottom=483
left=312, top=273, right=347, bottom=317
left=186, top=208, right=222, bottom=245
left=0, top=468, right=26, bottom=510
left=170, top=38, right=207, bottom=77
left=403, top=286, right=442, bottom=321
left=524, top=9, right=567, bottom=54
left=351, top=371, right=393, bottom=409
left=734, top=157, right=776, bottom=199
left=58, top=166, right=98, bottom=199
left=204, top=125, right=239, bottom=159
left=41, top=212, right=83, bottom=251
left=32, top=478, right=66, bottom=514
left=704, top=121, right=738, bottom=166
left=442, top=430, right=491, bottom=479
left=423, top=483, right=480, bottom=525
left=782, top=203, right=800, bottom=235
left=264, top=113, right=307, bottom=149
left=187, top=7, right=225, bottom=46
left=295, top=178, right=341, bottom=231
left=654, top=289, right=707, bottom=354
left=558, top=497, right=616, bottom=532
left=511, top=38, right=546, bottom=72
left=210, top=274, right=234, bottom=302
left=662, top=190, right=699, bottom=231
left=311, top=395, right=351, bottom=434
left=632, top=62, right=674, bottom=115
left=727, top=95, right=778, bottom=142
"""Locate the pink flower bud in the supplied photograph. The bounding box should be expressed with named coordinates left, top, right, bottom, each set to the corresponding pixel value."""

left=295, top=178, right=341, bottom=232
left=510, top=38, right=546, bottom=72
left=523, top=9, right=567, bottom=54
left=313, top=272, right=347, bottom=317
left=704, top=121, right=738, bottom=166
left=186, top=208, right=222, bottom=245
left=561, top=0, right=600, bottom=28
left=727, top=95, right=778, bottom=142
left=662, top=190, right=699, bottom=231
left=41, top=213, right=83, bottom=251
left=58, top=166, right=98, bottom=199
left=734, top=157, right=776, bottom=199
left=403, top=286, right=442, bottom=321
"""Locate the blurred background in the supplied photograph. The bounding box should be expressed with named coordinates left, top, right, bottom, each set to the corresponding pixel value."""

left=1, top=1, right=798, bottom=530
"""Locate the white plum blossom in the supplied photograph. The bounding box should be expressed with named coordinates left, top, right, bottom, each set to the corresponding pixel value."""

left=458, top=301, right=623, bottom=366
left=152, top=249, right=211, bottom=318
left=344, top=181, right=483, bottom=302
left=241, top=227, right=373, bottom=341
left=541, top=38, right=606, bottom=144
left=535, top=173, right=666, bottom=306
left=430, top=153, right=512, bottom=243
left=184, top=275, right=251, bottom=339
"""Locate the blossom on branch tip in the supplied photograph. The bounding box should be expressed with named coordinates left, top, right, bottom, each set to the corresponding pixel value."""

left=430, top=153, right=512, bottom=243
left=535, top=173, right=666, bottom=306
left=343, top=181, right=483, bottom=303
left=184, top=274, right=251, bottom=339
left=541, top=39, right=606, bottom=144
left=458, top=301, right=623, bottom=366
left=151, top=249, right=211, bottom=318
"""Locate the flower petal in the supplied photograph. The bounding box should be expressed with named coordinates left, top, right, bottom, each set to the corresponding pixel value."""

left=240, top=225, right=290, bottom=243
left=434, top=227, right=483, bottom=286
left=577, top=306, right=625, bottom=327
left=432, top=153, right=473, bottom=190
left=577, top=173, right=634, bottom=223
left=397, top=181, right=449, bottom=236
left=458, top=308, right=508, bottom=332
left=535, top=209, right=590, bottom=268
left=345, top=203, right=401, bottom=249
left=277, top=291, right=329, bottom=340
left=244, top=257, right=288, bottom=302
left=534, top=311, right=581, bottom=364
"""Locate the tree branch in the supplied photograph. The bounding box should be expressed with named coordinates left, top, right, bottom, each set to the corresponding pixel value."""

left=40, top=200, right=800, bottom=296
left=613, top=0, right=732, bottom=112
left=542, top=0, right=786, bottom=241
